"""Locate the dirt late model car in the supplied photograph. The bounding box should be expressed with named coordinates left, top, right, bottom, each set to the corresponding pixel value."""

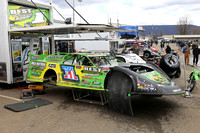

left=26, top=53, right=184, bottom=116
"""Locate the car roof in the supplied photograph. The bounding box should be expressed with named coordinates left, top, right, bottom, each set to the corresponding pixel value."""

left=52, top=52, right=107, bottom=57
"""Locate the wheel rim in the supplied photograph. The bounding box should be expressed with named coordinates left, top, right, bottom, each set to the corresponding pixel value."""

left=167, top=56, right=177, bottom=66
left=144, top=53, right=149, bottom=58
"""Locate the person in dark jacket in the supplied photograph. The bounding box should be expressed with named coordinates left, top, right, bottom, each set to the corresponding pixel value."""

left=165, top=45, right=171, bottom=54
left=160, top=41, right=164, bottom=52
left=193, top=45, right=200, bottom=66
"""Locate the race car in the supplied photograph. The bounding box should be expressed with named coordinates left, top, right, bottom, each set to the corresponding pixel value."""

left=116, top=54, right=146, bottom=64
left=26, top=52, right=184, bottom=116
left=143, top=47, right=160, bottom=58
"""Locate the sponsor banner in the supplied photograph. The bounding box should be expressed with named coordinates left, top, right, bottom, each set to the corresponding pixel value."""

left=12, top=41, right=22, bottom=63
left=8, top=4, right=50, bottom=29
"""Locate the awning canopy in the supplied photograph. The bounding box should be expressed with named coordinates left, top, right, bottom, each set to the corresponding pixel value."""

left=9, top=24, right=135, bottom=35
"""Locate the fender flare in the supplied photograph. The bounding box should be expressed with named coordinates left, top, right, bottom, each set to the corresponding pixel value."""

left=105, top=66, right=137, bottom=91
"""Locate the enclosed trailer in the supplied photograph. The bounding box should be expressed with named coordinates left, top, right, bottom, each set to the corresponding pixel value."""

left=0, top=0, right=54, bottom=84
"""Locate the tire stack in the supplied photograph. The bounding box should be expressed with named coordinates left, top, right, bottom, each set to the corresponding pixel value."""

left=159, top=54, right=181, bottom=78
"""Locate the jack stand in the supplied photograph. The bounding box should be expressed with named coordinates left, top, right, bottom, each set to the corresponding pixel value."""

left=72, top=88, right=107, bottom=105
left=20, top=89, right=35, bottom=99
left=184, top=90, right=192, bottom=98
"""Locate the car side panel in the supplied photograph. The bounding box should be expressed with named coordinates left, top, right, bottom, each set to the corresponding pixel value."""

left=57, top=65, right=107, bottom=91
left=27, top=61, right=58, bottom=82
left=27, top=61, right=107, bottom=91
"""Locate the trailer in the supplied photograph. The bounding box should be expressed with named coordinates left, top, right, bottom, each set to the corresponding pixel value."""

left=0, top=0, right=55, bottom=84
left=54, top=32, right=125, bottom=54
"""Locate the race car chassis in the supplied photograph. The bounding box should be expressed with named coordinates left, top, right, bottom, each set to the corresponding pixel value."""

left=72, top=88, right=108, bottom=105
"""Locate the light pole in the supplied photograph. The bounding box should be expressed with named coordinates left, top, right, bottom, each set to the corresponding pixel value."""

left=78, top=0, right=82, bottom=23
left=72, top=0, right=75, bottom=25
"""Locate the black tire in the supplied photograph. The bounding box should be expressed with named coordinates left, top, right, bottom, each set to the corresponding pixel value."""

left=167, top=70, right=177, bottom=78
left=188, top=80, right=196, bottom=92
left=143, top=52, right=151, bottom=58
left=174, top=67, right=181, bottom=78
left=161, top=54, right=180, bottom=70
left=107, top=71, right=134, bottom=116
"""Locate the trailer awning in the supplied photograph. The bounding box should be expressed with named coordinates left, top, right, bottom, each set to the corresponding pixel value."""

left=9, top=24, right=135, bottom=35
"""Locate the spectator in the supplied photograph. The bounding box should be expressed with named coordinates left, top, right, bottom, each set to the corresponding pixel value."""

left=165, top=45, right=171, bottom=54
left=155, top=40, right=158, bottom=46
left=192, top=45, right=200, bottom=66
left=183, top=45, right=190, bottom=65
left=180, top=42, right=185, bottom=52
left=160, top=41, right=164, bottom=52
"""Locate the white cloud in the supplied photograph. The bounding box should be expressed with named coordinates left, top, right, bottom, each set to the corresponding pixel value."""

left=32, top=0, right=200, bottom=26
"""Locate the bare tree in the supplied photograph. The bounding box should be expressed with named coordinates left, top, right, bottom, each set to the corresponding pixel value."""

left=192, top=27, right=200, bottom=35
left=159, top=31, right=163, bottom=37
left=176, top=14, right=192, bottom=35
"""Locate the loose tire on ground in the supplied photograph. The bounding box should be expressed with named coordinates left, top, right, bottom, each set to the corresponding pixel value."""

left=160, top=54, right=180, bottom=70
left=106, top=71, right=134, bottom=116
left=174, top=67, right=181, bottom=78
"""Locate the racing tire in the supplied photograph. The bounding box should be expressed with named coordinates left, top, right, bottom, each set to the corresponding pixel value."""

left=143, top=52, right=151, bottom=58
left=161, top=54, right=180, bottom=70
left=106, top=71, right=134, bottom=116
left=174, top=67, right=181, bottom=78
left=167, top=70, right=177, bottom=78
left=188, top=80, right=196, bottom=92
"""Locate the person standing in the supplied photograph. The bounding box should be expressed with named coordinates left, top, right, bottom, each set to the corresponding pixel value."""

left=193, top=45, right=200, bottom=66
left=160, top=41, right=164, bottom=52
left=183, top=45, right=190, bottom=65
left=165, top=45, right=171, bottom=54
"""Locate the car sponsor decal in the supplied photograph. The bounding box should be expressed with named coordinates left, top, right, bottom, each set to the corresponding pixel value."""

left=82, top=76, right=92, bottom=79
left=61, top=66, right=79, bottom=81
left=82, top=79, right=91, bottom=84
left=137, top=79, right=156, bottom=91
left=141, top=71, right=170, bottom=84
left=29, top=62, right=46, bottom=77
left=85, top=73, right=100, bottom=76
left=92, top=81, right=101, bottom=85
left=83, top=67, right=101, bottom=73
left=76, top=66, right=82, bottom=69
left=49, top=64, right=56, bottom=68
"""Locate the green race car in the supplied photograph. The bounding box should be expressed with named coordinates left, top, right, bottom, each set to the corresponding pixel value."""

left=26, top=52, right=184, bottom=116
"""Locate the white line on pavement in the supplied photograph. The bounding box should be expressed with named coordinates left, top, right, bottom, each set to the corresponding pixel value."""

left=0, top=94, right=22, bottom=102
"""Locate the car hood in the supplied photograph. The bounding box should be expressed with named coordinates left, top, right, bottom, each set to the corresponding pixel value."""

left=140, top=71, right=170, bottom=84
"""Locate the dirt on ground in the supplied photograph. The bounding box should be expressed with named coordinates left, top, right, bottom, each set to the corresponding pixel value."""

left=0, top=43, right=200, bottom=133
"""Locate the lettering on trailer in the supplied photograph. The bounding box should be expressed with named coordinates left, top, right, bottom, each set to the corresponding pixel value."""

left=61, top=66, right=79, bottom=81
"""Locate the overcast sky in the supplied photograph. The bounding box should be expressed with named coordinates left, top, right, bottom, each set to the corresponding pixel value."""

left=31, top=0, right=200, bottom=26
